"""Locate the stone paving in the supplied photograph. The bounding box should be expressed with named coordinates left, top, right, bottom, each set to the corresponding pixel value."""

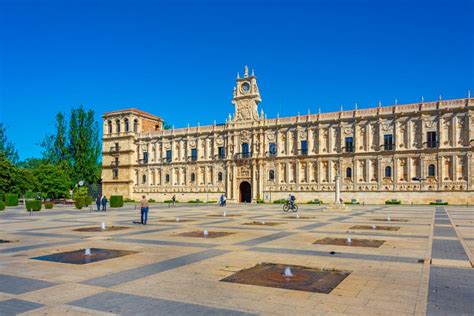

left=0, top=203, right=473, bottom=315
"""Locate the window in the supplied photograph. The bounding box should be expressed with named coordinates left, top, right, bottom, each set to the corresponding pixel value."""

left=346, top=167, right=352, bottom=178
left=218, top=146, right=225, bottom=159
left=385, top=166, right=392, bottom=178
left=124, top=119, right=129, bottom=132
left=269, top=170, right=275, bottom=180
left=242, top=143, right=249, bottom=158
left=191, top=148, right=197, bottom=161
left=112, top=169, right=119, bottom=179
left=345, top=137, right=354, bottom=152
left=300, top=140, right=308, bottom=155
left=165, top=174, right=170, bottom=183
left=427, top=131, right=437, bottom=148
left=191, top=173, right=196, bottom=182
left=143, top=152, right=148, bottom=164
left=107, top=120, right=112, bottom=134
left=133, top=119, right=138, bottom=132
left=166, top=150, right=172, bottom=163
left=269, top=143, right=276, bottom=156
left=115, top=120, right=121, bottom=133
left=142, top=174, right=147, bottom=184
left=384, top=134, right=393, bottom=150
left=428, top=164, right=436, bottom=177
left=217, top=172, right=223, bottom=181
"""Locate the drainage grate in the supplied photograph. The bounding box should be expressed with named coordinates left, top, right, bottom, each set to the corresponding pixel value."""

left=313, top=237, right=385, bottom=248
left=31, top=248, right=137, bottom=264
left=221, top=262, right=351, bottom=294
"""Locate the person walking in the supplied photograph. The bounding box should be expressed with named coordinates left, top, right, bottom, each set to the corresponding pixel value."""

left=95, top=195, right=101, bottom=211
left=101, top=195, right=107, bottom=211
left=140, top=195, right=149, bottom=225
left=172, top=195, right=176, bottom=207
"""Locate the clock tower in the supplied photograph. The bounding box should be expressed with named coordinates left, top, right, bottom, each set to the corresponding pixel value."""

left=232, top=66, right=261, bottom=122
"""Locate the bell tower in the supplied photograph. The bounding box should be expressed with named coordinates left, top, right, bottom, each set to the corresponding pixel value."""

left=232, top=66, right=261, bottom=122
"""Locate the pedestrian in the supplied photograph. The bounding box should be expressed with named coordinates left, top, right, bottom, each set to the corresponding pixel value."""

left=172, top=195, right=176, bottom=207
left=140, top=195, right=149, bottom=225
left=101, top=195, right=107, bottom=211
left=95, top=195, right=101, bottom=211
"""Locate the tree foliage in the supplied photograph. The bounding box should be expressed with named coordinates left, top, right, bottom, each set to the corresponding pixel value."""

left=33, top=164, right=71, bottom=199
left=0, top=123, right=19, bottom=165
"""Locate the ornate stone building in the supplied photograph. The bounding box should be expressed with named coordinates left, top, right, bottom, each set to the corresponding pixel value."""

left=102, top=67, right=474, bottom=204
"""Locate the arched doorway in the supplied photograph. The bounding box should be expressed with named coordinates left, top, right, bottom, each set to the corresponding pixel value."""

left=239, top=181, right=251, bottom=203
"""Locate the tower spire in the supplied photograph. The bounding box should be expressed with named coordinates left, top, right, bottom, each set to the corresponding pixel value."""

left=244, top=65, right=249, bottom=78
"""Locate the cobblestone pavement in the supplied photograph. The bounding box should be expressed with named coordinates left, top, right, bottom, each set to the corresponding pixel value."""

left=0, top=203, right=472, bottom=315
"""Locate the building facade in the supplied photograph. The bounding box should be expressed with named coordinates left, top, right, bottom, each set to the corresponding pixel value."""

left=102, top=67, right=474, bottom=204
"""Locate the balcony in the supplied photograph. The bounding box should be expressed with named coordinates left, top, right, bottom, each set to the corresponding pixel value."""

left=235, top=152, right=252, bottom=160
left=425, top=141, right=439, bottom=149
left=296, top=149, right=308, bottom=156
left=138, top=159, right=148, bottom=165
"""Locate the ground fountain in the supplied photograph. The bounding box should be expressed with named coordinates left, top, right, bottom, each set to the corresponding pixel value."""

left=283, top=267, right=293, bottom=277
left=101, top=222, right=106, bottom=230
left=203, top=230, right=209, bottom=237
left=85, top=248, right=91, bottom=256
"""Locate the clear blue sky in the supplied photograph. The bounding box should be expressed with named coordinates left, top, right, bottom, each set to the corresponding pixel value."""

left=1, top=0, right=473, bottom=160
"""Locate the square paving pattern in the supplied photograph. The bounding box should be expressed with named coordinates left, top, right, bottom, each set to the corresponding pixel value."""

left=1, top=203, right=473, bottom=315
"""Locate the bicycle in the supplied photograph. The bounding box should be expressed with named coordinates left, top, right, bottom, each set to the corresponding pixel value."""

left=283, top=201, right=298, bottom=212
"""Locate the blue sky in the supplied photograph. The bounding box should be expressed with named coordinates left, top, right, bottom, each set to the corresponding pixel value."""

left=1, top=0, right=473, bottom=160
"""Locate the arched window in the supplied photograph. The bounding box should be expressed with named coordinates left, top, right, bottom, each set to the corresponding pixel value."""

left=385, top=166, right=392, bottom=178
left=165, top=174, right=170, bottom=183
left=133, top=119, right=139, bottom=132
left=217, top=172, right=223, bottom=182
left=124, top=119, right=129, bottom=132
left=191, top=173, right=196, bottom=182
left=142, top=175, right=147, bottom=184
left=428, top=164, right=436, bottom=177
left=269, top=170, right=275, bottom=180
left=115, top=119, right=121, bottom=133
left=346, top=167, right=352, bottom=178
left=107, top=120, right=112, bottom=134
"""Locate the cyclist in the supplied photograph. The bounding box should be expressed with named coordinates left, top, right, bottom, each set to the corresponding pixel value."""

left=288, top=194, right=296, bottom=208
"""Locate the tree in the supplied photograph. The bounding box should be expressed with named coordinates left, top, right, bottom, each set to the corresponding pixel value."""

left=13, top=168, right=38, bottom=195
left=0, top=152, right=16, bottom=193
left=163, top=121, right=172, bottom=130
left=33, top=164, right=71, bottom=199
left=68, top=105, right=101, bottom=185
left=41, top=112, right=70, bottom=172
left=0, top=123, right=19, bottom=164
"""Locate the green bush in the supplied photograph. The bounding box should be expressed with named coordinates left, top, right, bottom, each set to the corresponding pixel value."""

left=44, top=202, right=54, bottom=209
left=256, top=199, right=265, bottom=204
left=187, top=199, right=204, bottom=203
left=148, top=198, right=156, bottom=203
left=74, top=196, right=85, bottom=209
left=0, top=192, right=4, bottom=202
left=5, top=194, right=19, bottom=206
left=84, top=196, right=93, bottom=206
left=344, top=201, right=360, bottom=205
left=25, top=200, right=42, bottom=212
left=110, top=195, right=124, bottom=208
left=430, top=201, right=448, bottom=205
left=272, top=199, right=287, bottom=204
left=24, top=191, right=36, bottom=199
left=124, top=198, right=135, bottom=203
left=385, top=199, right=401, bottom=205
left=0, top=201, right=5, bottom=211
left=208, top=200, right=218, bottom=203
left=307, top=199, right=323, bottom=204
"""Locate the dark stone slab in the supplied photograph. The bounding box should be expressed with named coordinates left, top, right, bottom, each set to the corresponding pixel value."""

left=431, top=239, right=469, bottom=261
left=32, top=248, right=137, bottom=265
left=81, top=249, right=229, bottom=288
left=0, top=299, right=43, bottom=315
left=427, top=266, right=474, bottom=315
left=0, top=240, right=81, bottom=254
left=69, top=291, right=253, bottom=315
left=0, top=274, right=56, bottom=294
left=298, top=222, right=328, bottom=231
left=433, top=226, right=457, bottom=237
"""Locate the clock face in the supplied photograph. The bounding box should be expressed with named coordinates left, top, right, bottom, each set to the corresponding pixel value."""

left=241, top=82, right=250, bottom=93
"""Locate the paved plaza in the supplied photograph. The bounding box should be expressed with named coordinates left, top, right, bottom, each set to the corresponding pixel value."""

left=0, top=203, right=473, bottom=315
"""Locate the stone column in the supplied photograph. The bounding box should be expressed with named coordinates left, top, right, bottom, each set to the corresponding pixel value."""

left=437, top=156, right=443, bottom=190
left=467, top=153, right=472, bottom=190
left=295, top=161, right=300, bottom=189
left=407, top=157, right=412, bottom=181
left=365, top=123, right=370, bottom=152
left=452, top=116, right=457, bottom=148
left=286, top=161, right=290, bottom=184
left=286, top=130, right=291, bottom=156
left=307, top=128, right=313, bottom=154
left=406, top=120, right=412, bottom=150
left=452, top=154, right=457, bottom=181
left=335, top=174, right=341, bottom=204
left=377, top=157, right=382, bottom=190
left=353, top=158, right=358, bottom=190
left=328, top=127, right=333, bottom=153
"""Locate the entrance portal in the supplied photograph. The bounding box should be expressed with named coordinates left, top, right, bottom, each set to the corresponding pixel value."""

left=239, top=181, right=252, bottom=203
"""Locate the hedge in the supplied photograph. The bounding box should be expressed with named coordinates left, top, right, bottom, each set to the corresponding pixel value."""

left=74, top=196, right=85, bottom=209
left=148, top=198, right=156, bottom=203
left=307, top=199, right=323, bottom=204
left=124, top=198, right=135, bottom=203
left=25, top=200, right=42, bottom=212
left=256, top=199, right=265, bottom=204
left=164, top=199, right=178, bottom=203
left=5, top=194, right=19, bottom=206
left=430, top=201, right=448, bottom=205
left=45, top=202, right=54, bottom=209
left=273, top=199, right=287, bottom=204
left=385, top=200, right=402, bottom=205
left=110, top=195, right=124, bottom=208
left=187, top=199, right=204, bottom=203
left=0, top=193, right=4, bottom=202
left=0, top=201, right=5, bottom=211
left=84, top=196, right=93, bottom=206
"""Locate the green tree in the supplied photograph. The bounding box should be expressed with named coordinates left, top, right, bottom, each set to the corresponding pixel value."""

left=68, top=105, right=101, bottom=185
left=13, top=168, right=38, bottom=195
left=41, top=112, right=69, bottom=167
left=33, top=164, right=71, bottom=199
left=0, top=152, right=16, bottom=193
left=0, top=123, right=19, bottom=164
